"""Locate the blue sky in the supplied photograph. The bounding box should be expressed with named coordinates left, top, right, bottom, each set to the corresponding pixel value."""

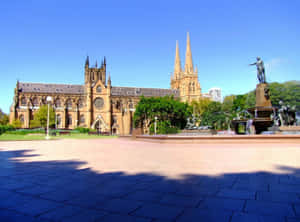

left=1, top=0, right=299, bottom=113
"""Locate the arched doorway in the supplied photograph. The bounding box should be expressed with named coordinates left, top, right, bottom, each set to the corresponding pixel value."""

left=91, top=115, right=108, bottom=133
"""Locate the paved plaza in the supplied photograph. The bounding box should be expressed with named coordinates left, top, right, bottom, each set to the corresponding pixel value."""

left=0, top=138, right=300, bottom=222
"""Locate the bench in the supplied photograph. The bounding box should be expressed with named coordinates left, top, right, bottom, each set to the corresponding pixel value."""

left=59, top=131, right=71, bottom=135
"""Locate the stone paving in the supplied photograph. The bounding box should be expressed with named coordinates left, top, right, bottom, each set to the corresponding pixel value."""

left=0, top=138, right=299, bottom=221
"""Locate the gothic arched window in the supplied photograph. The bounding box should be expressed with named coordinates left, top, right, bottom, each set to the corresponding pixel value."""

left=32, top=97, right=39, bottom=107
left=19, top=114, right=24, bottom=123
left=80, top=114, right=85, bottom=125
left=96, top=85, right=102, bottom=93
left=55, top=98, right=61, bottom=108
left=129, top=99, right=133, bottom=109
left=56, top=114, right=61, bottom=126
left=112, top=115, right=117, bottom=125
left=67, top=114, right=72, bottom=126
left=78, top=99, right=83, bottom=109
left=116, top=100, right=121, bottom=110
left=66, top=98, right=72, bottom=109
left=21, top=97, right=26, bottom=106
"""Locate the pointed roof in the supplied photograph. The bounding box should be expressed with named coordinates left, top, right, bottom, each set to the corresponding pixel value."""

left=174, top=40, right=181, bottom=75
left=184, top=32, right=194, bottom=74
left=85, top=55, right=89, bottom=67
left=107, top=73, right=111, bottom=85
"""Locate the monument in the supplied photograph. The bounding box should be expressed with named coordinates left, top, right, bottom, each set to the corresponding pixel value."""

left=247, top=57, right=274, bottom=133
left=233, top=57, right=274, bottom=134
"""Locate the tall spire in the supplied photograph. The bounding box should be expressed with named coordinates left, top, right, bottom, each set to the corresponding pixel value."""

left=174, top=41, right=182, bottom=79
left=184, top=32, right=194, bottom=74
left=85, top=55, right=89, bottom=67
left=107, top=72, right=111, bottom=86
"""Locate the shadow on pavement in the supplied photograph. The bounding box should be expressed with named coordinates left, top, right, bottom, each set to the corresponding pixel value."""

left=0, top=149, right=299, bottom=222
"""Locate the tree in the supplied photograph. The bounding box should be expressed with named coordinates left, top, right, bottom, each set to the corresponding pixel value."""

left=269, top=81, right=300, bottom=110
left=190, top=98, right=211, bottom=116
left=11, top=119, right=22, bottom=128
left=33, top=105, right=55, bottom=128
left=0, top=109, right=9, bottom=125
left=222, top=95, right=236, bottom=113
left=232, top=95, right=246, bottom=113
left=201, top=101, right=226, bottom=130
left=133, top=96, right=191, bottom=134
left=244, top=91, right=255, bottom=109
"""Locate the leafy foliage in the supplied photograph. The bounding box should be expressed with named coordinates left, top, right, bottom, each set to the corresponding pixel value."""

left=0, top=125, right=14, bottom=135
left=33, top=105, right=55, bottom=128
left=269, top=81, right=300, bottom=109
left=29, top=119, right=41, bottom=128
left=5, top=128, right=45, bottom=135
left=201, top=101, right=227, bottom=130
left=74, top=127, right=90, bottom=133
left=190, top=98, right=211, bottom=116
left=11, top=119, right=22, bottom=128
left=230, top=81, right=300, bottom=112
left=222, top=95, right=236, bottom=113
left=149, top=120, right=179, bottom=134
left=133, top=96, right=191, bottom=134
left=0, top=109, right=9, bottom=125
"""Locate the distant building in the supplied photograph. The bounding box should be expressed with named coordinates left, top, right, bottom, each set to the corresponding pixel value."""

left=208, top=87, right=222, bottom=102
left=10, top=32, right=214, bottom=134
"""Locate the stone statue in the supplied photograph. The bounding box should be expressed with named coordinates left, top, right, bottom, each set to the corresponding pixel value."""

left=185, top=114, right=197, bottom=129
left=277, top=101, right=297, bottom=126
left=250, top=57, right=266, bottom=84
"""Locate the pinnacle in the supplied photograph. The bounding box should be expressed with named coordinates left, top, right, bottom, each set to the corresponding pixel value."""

left=184, top=32, right=194, bottom=74
left=174, top=40, right=182, bottom=77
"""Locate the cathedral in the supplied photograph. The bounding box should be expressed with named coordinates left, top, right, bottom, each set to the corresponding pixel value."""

left=10, top=33, right=207, bottom=135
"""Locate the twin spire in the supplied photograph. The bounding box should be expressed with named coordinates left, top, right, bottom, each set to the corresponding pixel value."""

left=85, top=56, right=106, bottom=68
left=174, top=32, right=195, bottom=77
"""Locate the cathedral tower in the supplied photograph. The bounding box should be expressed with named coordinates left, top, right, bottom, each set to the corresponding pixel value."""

left=84, top=56, right=111, bottom=130
left=171, top=32, right=202, bottom=102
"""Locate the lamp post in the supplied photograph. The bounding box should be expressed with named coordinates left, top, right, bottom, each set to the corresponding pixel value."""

left=154, top=116, right=158, bottom=135
left=46, top=96, right=52, bottom=140
left=55, top=113, right=57, bottom=129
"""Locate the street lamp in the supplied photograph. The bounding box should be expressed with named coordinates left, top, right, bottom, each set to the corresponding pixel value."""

left=46, top=96, right=52, bottom=140
left=154, top=116, right=158, bottom=135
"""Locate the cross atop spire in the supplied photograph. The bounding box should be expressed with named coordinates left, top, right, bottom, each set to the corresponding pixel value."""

left=184, top=32, right=194, bottom=74
left=174, top=40, right=182, bottom=78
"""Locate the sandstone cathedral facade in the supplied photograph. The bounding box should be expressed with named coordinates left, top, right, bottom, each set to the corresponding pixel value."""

left=10, top=33, right=207, bottom=135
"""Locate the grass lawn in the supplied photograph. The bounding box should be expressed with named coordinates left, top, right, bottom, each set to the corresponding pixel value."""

left=0, top=133, right=117, bottom=141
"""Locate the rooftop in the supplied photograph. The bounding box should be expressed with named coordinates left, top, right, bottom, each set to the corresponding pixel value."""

left=18, top=82, right=179, bottom=97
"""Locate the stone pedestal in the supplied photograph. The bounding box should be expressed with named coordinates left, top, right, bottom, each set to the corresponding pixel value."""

left=247, top=83, right=274, bottom=134
left=256, top=83, right=271, bottom=107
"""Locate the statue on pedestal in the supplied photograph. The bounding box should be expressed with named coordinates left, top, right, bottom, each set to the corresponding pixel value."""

left=249, top=57, right=266, bottom=84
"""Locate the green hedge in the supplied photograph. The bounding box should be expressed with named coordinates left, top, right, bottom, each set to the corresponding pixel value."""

left=0, top=125, right=14, bottom=135
left=5, top=128, right=45, bottom=135
left=73, top=127, right=90, bottom=133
